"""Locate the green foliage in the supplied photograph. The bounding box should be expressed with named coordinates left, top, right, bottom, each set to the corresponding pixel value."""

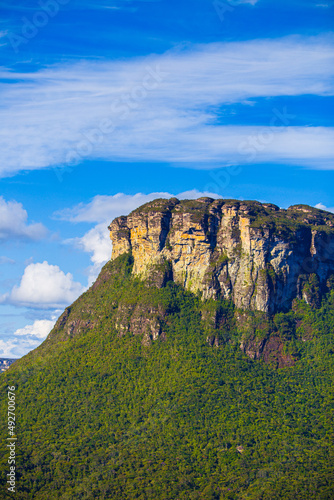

left=209, top=254, right=229, bottom=267
left=302, top=273, right=322, bottom=309
left=165, top=237, right=172, bottom=251
left=0, top=254, right=334, bottom=499
left=273, top=312, right=296, bottom=341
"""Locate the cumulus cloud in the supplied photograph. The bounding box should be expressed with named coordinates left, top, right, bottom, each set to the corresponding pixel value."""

left=0, top=337, right=42, bottom=358
left=56, top=193, right=171, bottom=223
left=68, top=223, right=112, bottom=284
left=5, top=261, right=85, bottom=308
left=56, top=190, right=221, bottom=223
left=75, top=223, right=112, bottom=264
left=0, top=310, right=61, bottom=357
left=315, top=203, right=334, bottom=213
left=0, top=35, right=333, bottom=175
left=14, top=318, right=56, bottom=339
left=0, top=196, right=47, bottom=241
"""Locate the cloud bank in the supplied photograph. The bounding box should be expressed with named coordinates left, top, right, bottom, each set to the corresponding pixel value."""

left=0, top=338, right=39, bottom=358
left=0, top=34, right=333, bottom=175
left=14, top=318, right=56, bottom=339
left=0, top=314, right=57, bottom=357
left=6, top=261, right=85, bottom=308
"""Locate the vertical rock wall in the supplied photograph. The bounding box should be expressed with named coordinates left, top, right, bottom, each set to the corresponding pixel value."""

left=109, top=198, right=334, bottom=313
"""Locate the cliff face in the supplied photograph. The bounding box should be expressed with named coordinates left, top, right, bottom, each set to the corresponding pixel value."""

left=109, top=197, right=334, bottom=314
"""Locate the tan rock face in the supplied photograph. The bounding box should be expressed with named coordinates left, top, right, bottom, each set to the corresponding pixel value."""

left=109, top=198, right=334, bottom=313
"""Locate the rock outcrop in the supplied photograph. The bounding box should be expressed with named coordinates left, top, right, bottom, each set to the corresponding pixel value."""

left=109, top=198, right=334, bottom=314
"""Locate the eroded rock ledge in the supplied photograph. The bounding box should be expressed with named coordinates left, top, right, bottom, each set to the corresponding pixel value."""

left=109, top=197, right=334, bottom=313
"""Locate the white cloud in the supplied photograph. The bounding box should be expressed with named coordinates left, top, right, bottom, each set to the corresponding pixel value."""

left=232, top=0, right=259, bottom=4
left=178, top=189, right=222, bottom=201
left=56, top=192, right=173, bottom=223
left=315, top=202, right=334, bottom=213
left=0, top=256, right=15, bottom=265
left=0, top=309, right=61, bottom=357
left=0, top=196, right=47, bottom=240
left=75, top=223, right=111, bottom=264
left=68, top=223, right=112, bottom=284
left=14, top=318, right=56, bottom=339
left=56, top=190, right=222, bottom=223
left=74, top=0, right=153, bottom=9
left=0, top=335, right=51, bottom=357
left=5, top=261, right=85, bottom=308
left=0, top=35, right=333, bottom=175
left=0, top=337, right=43, bottom=358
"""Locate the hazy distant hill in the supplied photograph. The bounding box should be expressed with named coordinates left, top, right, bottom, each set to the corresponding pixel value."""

left=0, top=359, right=16, bottom=373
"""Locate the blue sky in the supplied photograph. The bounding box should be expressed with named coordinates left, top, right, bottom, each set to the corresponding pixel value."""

left=0, top=0, right=333, bottom=357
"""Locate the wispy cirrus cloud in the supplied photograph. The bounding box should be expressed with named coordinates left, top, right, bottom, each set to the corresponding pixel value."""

left=0, top=34, right=333, bottom=176
left=0, top=256, right=15, bottom=265
left=72, top=0, right=160, bottom=8
left=0, top=30, right=8, bottom=47
left=232, top=0, right=259, bottom=4
left=315, top=202, right=334, bottom=213
left=0, top=196, right=47, bottom=241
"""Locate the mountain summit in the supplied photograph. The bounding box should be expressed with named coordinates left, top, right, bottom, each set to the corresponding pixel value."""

left=1, top=198, right=334, bottom=500
left=109, top=197, right=334, bottom=313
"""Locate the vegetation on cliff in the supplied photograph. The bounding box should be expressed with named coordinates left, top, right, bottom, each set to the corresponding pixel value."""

left=130, top=198, right=334, bottom=231
left=110, top=198, right=334, bottom=314
left=1, top=253, right=334, bottom=499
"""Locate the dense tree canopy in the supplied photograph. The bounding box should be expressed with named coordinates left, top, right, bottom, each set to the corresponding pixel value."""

left=1, top=254, right=334, bottom=499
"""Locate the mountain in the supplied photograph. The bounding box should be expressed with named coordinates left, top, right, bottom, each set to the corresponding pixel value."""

left=1, top=198, right=334, bottom=499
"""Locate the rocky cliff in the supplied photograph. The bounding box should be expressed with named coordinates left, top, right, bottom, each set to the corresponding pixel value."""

left=109, top=197, right=334, bottom=314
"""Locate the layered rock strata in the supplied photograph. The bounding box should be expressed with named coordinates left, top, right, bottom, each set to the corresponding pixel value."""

left=109, top=198, right=334, bottom=313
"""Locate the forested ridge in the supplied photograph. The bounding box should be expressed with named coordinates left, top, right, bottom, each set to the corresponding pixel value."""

left=1, top=253, right=334, bottom=499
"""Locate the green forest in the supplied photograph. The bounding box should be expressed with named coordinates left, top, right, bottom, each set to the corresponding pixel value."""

left=1, top=253, right=334, bottom=499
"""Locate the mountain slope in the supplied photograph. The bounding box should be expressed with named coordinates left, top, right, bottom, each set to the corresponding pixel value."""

left=1, top=200, right=334, bottom=499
